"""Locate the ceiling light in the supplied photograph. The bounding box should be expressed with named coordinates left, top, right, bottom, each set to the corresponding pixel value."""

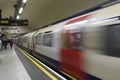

left=19, top=7, right=23, bottom=14
left=17, top=15, right=20, bottom=19
left=23, top=0, right=27, bottom=3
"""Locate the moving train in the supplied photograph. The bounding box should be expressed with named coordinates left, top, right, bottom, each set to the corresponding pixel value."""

left=15, top=1, right=120, bottom=80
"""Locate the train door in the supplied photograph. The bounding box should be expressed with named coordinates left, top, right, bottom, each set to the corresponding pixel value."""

left=32, top=33, right=37, bottom=52
left=60, top=15, right=92, bottom=80
left=60, top=28, right=85, bottom=79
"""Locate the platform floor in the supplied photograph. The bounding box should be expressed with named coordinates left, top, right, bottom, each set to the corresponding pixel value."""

left=14, top=47, right=52, bottom=80
left=0, top=45, right=62, bottom=80
left=0, top=46, right=31, bottom=80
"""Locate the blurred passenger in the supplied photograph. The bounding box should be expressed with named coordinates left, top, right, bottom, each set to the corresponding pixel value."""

left=9, top=39, right=13, bottom=49
left=2, top=37, right=8, bottom=50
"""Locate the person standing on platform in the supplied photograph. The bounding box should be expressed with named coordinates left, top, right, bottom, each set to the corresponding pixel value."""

left=2, top=37, right=8, bottom=50
left=9, top=39, right=13, bottom=49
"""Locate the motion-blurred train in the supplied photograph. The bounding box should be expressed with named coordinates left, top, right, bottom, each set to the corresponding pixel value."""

left=15, top=1, right=120, bottom=80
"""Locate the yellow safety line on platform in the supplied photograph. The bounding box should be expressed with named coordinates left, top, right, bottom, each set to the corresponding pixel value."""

left=17, top=47, right=58, bottom=80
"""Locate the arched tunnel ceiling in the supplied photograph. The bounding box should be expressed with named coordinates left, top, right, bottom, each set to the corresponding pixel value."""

left=0, top=0, right=108, bottom=33
left=21, top=0, right=108, bottom=31
left=0, top=0, right=16, bottom=18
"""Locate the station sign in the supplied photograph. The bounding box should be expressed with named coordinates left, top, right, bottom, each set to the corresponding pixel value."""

left=0, top=19, right=28, bottom=26
left=0, top=19, right=9, bottom=25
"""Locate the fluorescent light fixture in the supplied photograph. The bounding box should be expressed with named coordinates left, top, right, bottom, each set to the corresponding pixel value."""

left=17, top=15, right=20, bottom=19
left=23, top=0, right=27, bottom=3
left=19, top=7, right=23, bottom=14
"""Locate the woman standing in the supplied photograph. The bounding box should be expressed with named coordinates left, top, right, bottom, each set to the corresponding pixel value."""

left=9, top=39, right=13, bottom=49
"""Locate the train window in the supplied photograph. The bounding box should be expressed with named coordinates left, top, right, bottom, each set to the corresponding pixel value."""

left=105, top=24, right=120, bottom=57
left=64, top=30, right=83, bottom=51
left=18, top=38, right=22, bottom=45
left=36, top=33, right=42, bottom=45
left=24, top=37, right=27, bottom=43
left=83, top=27, right=105, bottom=50
left=43, top=32, right=53, bottom=47
left=23, top=37, right=25, bottom=43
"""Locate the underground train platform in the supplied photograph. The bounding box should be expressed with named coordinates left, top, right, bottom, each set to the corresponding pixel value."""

left=0, top=45, right=74, bottom=80
left=0, top=0, right=120, bottom=80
